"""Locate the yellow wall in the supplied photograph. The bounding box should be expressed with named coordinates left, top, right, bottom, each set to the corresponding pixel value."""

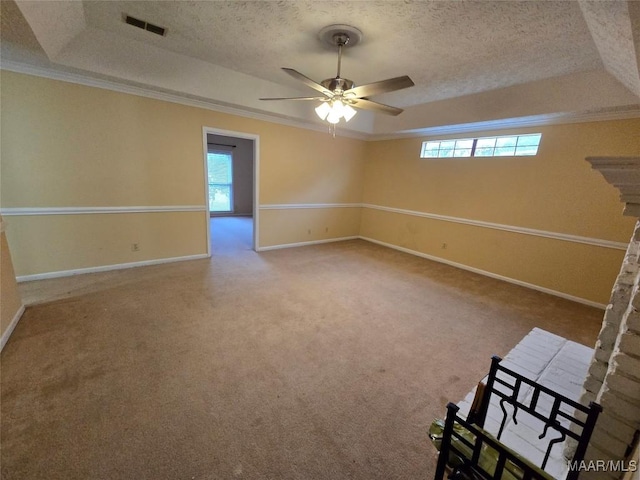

left=6, top=212, right=207, bottom=276
left=259, top=207, right=362, bottom=247
left=361, top=120, right=640, bottom=305
left=1, top=70, right=638, bottom=306
left=1, top=217, right=23, bottom=343
left=0, top=71, right=367, bottom=276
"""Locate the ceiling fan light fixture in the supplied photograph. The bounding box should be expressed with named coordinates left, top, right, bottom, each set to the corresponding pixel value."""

left=260, top=24, right=413, bottom=134
left=331, top=100, right=345, bottom=117
left=327, top=113, right=341, bottom=124
left=342, top=104, right=357, bottom=122
left=317, top=99, right=357, bottom=124
left=315, top=102, right=331, bottom=120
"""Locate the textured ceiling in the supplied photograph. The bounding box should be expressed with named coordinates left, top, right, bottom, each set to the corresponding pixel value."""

left=2, top=0, right=640, bottom=135
left=82, top=0, right=604, bottom=106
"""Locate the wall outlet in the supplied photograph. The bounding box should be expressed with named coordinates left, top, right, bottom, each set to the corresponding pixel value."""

left=441, top=243, right=447, bottom=249
left=325, top=227, right=329, bottom=233
left=308, top=229, right=311, bottom=235
left=131, top=243, right=140, bottom=252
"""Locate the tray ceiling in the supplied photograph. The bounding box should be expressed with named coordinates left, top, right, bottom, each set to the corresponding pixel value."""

left=2, top=0, right=639, bottom=136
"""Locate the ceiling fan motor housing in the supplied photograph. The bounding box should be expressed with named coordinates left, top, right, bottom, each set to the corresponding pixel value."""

left=321, top=77, right=355, bottom=94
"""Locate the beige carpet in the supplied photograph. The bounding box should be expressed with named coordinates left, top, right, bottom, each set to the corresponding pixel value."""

left=1, top=217, right=603, bottom=479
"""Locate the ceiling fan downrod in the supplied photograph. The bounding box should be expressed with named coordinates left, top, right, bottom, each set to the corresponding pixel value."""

left=333, top=32, right=350, bottom=79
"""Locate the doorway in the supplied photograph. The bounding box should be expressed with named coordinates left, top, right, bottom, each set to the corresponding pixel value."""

left=202, top=127, right=259, bottom=255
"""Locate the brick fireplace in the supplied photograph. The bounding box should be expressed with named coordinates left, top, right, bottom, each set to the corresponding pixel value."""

left=579, top=157, right=640, bottom=480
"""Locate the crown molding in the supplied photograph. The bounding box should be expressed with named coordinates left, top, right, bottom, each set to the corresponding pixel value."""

left=369, top=108, right=640, bottom=141
left=2, top=60, right=638, bottom=142
left=0, top=60, right=370, bottom=141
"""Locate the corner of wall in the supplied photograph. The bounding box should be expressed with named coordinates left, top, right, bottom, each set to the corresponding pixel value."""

left=1, top=216, right=25, bottom=352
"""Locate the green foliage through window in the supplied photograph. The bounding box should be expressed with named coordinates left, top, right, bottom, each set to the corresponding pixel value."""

left=208, top=152, right=233, bottom=212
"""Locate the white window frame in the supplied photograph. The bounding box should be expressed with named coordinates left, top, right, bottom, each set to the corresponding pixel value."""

left=420, top=133, right=542, bottom=159
left=207, top=150, right=234, bottom=213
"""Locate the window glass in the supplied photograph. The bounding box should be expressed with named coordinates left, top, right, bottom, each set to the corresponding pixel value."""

left=515, top=145, right=538, bottom=156
left=517, top=134, right=542, bottom=146
left=208, top=152, right=233, bottom=212
left=420, top=134, right=541, bottom=158
left=456, top=139, right=474, bottom=149
left=495, top=136, right=518, bottom=147
left=494, top=147, right=516, bottom=156
left=453, top=148, right=472, bottom=157
left=422, top=142, right=441, bottom=157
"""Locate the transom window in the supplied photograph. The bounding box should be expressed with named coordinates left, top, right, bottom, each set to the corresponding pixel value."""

left=420, top=133, right=542, bottom=158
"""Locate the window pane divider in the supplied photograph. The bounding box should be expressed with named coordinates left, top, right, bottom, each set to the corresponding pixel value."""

left=420, top=134, right=541, bottom=159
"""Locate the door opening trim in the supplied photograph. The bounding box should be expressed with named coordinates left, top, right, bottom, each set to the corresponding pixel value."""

left=202, top=127, right=259, bottom=254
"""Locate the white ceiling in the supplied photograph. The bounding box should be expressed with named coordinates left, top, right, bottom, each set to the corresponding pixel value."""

left=2, top=0, right=639, bottom=136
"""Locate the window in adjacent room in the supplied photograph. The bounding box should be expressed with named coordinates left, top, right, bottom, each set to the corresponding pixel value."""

left=420, top=133, right=541, bottom=158
left=207, top=151, right=233, bottom=212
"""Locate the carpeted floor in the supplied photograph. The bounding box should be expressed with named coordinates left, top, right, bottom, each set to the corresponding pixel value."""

left=1, top=217, right=604, bottom=479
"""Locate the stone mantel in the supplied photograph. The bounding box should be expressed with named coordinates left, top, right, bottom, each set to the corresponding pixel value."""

left=587, top=157, right=640, bottom=217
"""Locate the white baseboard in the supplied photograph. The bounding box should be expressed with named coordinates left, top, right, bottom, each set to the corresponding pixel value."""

left=257, top=236, right=359, bottom=252
left=16, top=254, right=210, bottom=282
left=359, top=236, right=607, bottom=310
left=1, top=304, right=25, bottom=352
left=13, top=236, right=606, bottom=309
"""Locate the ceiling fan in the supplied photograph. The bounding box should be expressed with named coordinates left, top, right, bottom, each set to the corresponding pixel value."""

left=259, top=25, right=415, bottom=125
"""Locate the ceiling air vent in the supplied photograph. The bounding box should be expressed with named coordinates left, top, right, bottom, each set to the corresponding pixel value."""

left=124, top=14, right=166, bottom=36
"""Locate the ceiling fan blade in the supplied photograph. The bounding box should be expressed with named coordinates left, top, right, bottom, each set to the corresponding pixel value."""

left=259, top=96, right=327, bottom=101
left=351, top=98, right=404, bottom=116
left=345, top=75, right=414, bottom=99
left=282, top=68, right=333, bottom=96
